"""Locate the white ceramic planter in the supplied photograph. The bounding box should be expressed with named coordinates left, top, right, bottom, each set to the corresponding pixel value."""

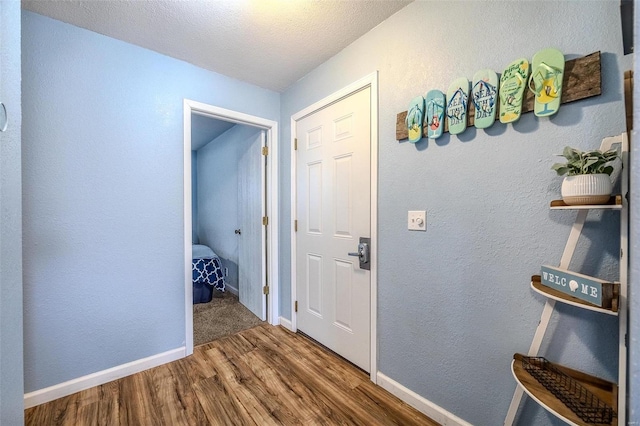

left=561, top=174, right=612, bottom=205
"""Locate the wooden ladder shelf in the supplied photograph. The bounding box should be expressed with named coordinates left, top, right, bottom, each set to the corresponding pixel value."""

left=504, top=133, right=629, bottom=426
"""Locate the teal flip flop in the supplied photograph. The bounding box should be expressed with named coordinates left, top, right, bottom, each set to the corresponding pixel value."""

left=446, top=77, right=470, bottom=135
left=405, top=95, right=425, bottom=143
left=471, top=69, right=498, bottom=129
left=425, top=89, right=445, bottom=139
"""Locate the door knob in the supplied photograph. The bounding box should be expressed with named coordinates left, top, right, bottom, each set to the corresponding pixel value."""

left=347, top=243, right=368, bottom=261
left=348, top=237, right=370, bottom=270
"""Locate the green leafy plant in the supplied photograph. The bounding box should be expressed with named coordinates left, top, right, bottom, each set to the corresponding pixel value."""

left=551, top=146, right=618, bottom=176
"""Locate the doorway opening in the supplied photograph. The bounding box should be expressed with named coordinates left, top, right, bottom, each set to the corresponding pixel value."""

left=183, top=99, right=279, bottom=355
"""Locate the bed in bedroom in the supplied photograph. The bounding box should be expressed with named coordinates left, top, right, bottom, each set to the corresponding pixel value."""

left=192, top=244, right=225, bottom=304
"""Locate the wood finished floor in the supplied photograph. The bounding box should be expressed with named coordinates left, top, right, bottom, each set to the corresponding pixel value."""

left=25, top=324, right=439, bottom=425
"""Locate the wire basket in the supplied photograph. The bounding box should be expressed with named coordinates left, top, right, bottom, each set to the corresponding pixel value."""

left=521, top=356, right=615, bottom=424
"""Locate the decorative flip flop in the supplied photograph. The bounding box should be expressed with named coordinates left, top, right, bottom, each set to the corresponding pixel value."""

left=405, top=95, right=425, bottom=143
left=471, top=69, right=498, bottom=129
left=446, top=77, right=470, bottom=135
left=424, top=89, right=445, bottom=139
left=528, top=48, right=564, bottom=117
left=499, top=58, right=530, bottom=124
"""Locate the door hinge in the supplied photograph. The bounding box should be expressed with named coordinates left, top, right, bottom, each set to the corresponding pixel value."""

left=263, top=285, right=269, bottom=295
left=294, top=301, right=298, bottom=312
left=294, top=220, right=298, bottom=232
left=262, top=216, right=269, bottom=226
left=294, top=138, right=298, bottom=151
left=262, top=146, right=269, bottom=156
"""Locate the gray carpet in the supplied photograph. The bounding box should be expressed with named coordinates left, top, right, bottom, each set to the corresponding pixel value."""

left=193, top=291, right=264, bottom=346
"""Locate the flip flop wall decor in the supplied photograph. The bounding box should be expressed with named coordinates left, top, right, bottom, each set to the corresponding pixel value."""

left=446, top=77, right=470, bottom=135
left=528, top=48, right=564, bottom=117
left=499, top=58, right=530, bottom=124
left=471, top=69, right=498, bottom=129
left=425, top=89, right=446, bottom=139
left=395, top=52, right=602, bottom=141
left=405, top=95, right=425, bottom=143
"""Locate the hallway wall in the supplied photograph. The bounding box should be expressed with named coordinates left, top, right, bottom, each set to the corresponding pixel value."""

left=0, top=1, right=23, bottom=424
left=21, top=11, right=279, bottom=393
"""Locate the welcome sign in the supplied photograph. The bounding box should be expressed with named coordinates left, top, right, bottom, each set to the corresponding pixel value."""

left=540, top=265, right=614, bottom=307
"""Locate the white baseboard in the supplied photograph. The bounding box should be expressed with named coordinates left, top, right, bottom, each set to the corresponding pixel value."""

left=279, top=316, right=293, bottom=331
left=24, top=347, right=186, bottom=409
left=376, top=372, right=472, bottom=426
left=226, top=285, right=239, bottom=296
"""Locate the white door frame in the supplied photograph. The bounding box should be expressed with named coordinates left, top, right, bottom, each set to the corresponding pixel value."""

left=290, top=72, right=378, bottom=382
left=183, top=99, right=279, bottom=355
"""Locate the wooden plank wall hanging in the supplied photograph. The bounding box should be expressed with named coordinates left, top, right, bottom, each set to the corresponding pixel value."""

left=395, top=51, right=602, bottom=141
left=624, top=70, right=633, bottom=133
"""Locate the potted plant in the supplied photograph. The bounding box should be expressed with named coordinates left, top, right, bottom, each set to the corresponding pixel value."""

left=551, top=146, right=618, bottom=205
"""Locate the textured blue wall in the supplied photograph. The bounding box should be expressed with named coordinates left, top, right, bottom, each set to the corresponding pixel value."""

left=21, top=11, right=279, bottom=392
left=0, top=1, right=23, bottom=423
left=280, top=1, right=632, bottom=424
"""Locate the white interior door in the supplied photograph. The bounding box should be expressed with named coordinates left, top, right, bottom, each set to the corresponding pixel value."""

left=295, top=87, right=371, bottom=371
left=239, top=130, right=266, bottom=321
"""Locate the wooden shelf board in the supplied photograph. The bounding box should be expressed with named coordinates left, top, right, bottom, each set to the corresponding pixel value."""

left=511, top=354, right=618, bottom=426
left=396, top=51, right=601, bottom=141
left=531, top=276, right=619, bottom=315
left=624, top=70, right=633, bottom=133
left=550, top=195, right=623, bottom=210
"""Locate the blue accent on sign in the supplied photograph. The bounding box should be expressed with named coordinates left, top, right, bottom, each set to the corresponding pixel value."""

left=540, top=266, right=603, bottom=306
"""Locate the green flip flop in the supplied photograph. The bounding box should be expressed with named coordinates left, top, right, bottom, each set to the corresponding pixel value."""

left=446, top=77, right=470, bottom=135
left=528, top=48, right=564, bottom=117
left=405, top=95, right=425, bottom=143
left=499, top=58, right=530, bottom=124
left=471, top=69, right=498, bottom=129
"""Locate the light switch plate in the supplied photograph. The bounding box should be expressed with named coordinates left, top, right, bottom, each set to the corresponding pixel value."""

left=408, top=210, right=426, bottom=231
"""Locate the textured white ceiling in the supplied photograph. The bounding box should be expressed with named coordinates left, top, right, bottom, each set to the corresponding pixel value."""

left=22, top=0, right=412, bottom=92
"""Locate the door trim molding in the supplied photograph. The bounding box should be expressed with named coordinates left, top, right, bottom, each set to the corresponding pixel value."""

left=183, top=99, right=279, bottom=355
left=290, top=72, right=378, bottom=382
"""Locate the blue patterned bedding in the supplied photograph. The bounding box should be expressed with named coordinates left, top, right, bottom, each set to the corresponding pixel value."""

left=192, top=244, right=225, bottom=292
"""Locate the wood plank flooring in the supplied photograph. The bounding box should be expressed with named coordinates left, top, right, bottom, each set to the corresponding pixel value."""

left=25, top=324, right=439, bottom=425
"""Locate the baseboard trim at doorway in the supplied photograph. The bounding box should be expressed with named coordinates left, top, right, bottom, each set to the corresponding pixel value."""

left=24, top=347, right=185, bottom=408
left=376, top=372, right=472, bottom=426
left=279, top=316, right=293, bottom=331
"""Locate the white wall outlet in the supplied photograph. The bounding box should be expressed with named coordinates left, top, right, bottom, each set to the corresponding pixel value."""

left=408, top=210, right=426, bottom=231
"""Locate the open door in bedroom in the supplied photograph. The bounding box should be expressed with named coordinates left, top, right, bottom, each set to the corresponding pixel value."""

left=183, top=100, right=279, bottom=354
left=238, top=130, right=267, bottom=321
